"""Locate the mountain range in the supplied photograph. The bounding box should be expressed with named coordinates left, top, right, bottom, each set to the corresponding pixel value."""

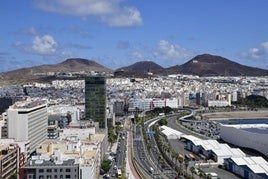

left=1, top=54, right=268, bottom=85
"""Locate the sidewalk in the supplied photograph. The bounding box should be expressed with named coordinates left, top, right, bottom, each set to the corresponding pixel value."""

left=125, top=130, right=140, bottom=179
left=125, top=118, right=140, bottom=179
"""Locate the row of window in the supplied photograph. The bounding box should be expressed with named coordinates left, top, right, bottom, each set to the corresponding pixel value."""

left=26, top=175, right=73, bottom=179
left=39, top=168, right=73, bottom=173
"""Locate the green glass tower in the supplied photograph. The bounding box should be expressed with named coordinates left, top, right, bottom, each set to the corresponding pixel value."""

left=85, top=76, right=106, bottom=128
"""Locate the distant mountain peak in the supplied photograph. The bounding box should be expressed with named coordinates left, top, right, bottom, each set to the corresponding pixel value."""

left=116, top=61, right=164, bottom=73
left=0, top=58, right=112, bottom=85
left=165, top=54, right=268, bottom=76
left=61, top=58, right=97, bottom=65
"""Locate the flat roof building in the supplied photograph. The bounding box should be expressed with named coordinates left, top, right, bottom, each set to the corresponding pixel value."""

left=85, top=76, right=106, bottom=129
left=7, top=99, right=48, bottom=154
left=224, top=156, right=268, bottom=179
left=0, top=144, right=20, bottom=179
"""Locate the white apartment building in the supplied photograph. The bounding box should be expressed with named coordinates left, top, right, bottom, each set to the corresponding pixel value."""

left=166, top=98, right=178, bottom=108
left=7, top=99, right=48, bottom=154
left=29, top=125, right=105, bottom=179
left=152, top=98, right=165, bottom=108
left=232, top=91, right=238, bottom=102
left=128, top=98, right=179, bottom=111
left=208, top=100, right=230, bottom=107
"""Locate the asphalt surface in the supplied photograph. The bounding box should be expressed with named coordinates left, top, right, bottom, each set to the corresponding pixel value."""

left=166, top=113, right=241, bottom=179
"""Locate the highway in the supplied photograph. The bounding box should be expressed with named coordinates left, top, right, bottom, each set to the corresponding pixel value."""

left=132, top=116, right=177, bottom=179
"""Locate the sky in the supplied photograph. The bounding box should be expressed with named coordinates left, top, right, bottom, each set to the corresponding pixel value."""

left=1, top=0, right=268, bottom=72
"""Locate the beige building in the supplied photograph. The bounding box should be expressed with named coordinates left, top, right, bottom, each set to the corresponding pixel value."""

left=0, top=144, right=20, bottom=179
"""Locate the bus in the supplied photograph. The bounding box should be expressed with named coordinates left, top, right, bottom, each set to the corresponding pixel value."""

left=116, top=169, right=122, bottom=179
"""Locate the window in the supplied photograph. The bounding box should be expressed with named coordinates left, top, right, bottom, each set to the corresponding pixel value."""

left=47, top=169, right=52, bottom=172
left=39, top=169, right=44, bottom=173
left=60, top=169, right=63, bottom=172
left=66, top=169, right=71, bottom=172
left=66, top=175, right=71, bottom=178
left=54, top=169, right=57, bottom=172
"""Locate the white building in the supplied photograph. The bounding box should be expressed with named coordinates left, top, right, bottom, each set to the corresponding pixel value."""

left=166, top=98, right=178, bottom=108
left=7, top=99, right=48, bottom=154
left=31, top=126, right=105, bottom=179
left=152, top=98, right=165, bottom=108
left=232, top=91, right=238, bottom=102
left=208, top=100, right=229, bottom=107
left=159, top=125, right=184, bottom=139
left=224, top=156, right=268, bottom=179
left=184, top=136, right=246, bottom=164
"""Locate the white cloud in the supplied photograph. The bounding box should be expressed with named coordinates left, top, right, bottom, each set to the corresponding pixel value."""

left=102, top=7, right=142, bottom=27
left=32, top=35, right=58, bottom=55
left=28, top=27, right=38, bottom=35
left=131, top=51, right=143, bottom=59
left=153, top=40, right=194, bottom=61
left=15, top=35, right=58, bottom=55
left=34, top=0, right=142, bottom=27
left=242, top=41, right=268, bottom=59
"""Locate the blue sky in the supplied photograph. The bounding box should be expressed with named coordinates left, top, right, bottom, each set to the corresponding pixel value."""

left=1, top=0, right=268, bottom=72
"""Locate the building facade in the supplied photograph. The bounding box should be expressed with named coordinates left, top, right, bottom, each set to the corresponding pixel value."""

left=7, top=99, right=48, bottom=154
left=85, top=76, right=106, bottom=128
left=20, top=158, right=79, bottom=179
left=0, top=144, right=20, bottom=179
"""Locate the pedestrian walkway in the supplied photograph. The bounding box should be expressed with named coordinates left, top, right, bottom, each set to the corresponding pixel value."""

left=125, top=118, right=140, bottom=179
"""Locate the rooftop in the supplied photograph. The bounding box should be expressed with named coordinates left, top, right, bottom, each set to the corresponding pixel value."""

left=12, top=99, right=46, bottom=109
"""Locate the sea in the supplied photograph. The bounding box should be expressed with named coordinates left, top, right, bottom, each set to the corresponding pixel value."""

left=219, top=118, right=268, bottom=134
left=219, top=118, right=268, bottom=125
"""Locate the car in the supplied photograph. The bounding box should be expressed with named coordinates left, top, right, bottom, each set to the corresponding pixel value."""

left=149, top=167, right=154, bottom=174
left=103, top=173, right=110, bottom=178
left=113, top=165, right=117, bottom=170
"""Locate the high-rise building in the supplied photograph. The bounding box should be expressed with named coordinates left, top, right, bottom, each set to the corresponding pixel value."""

left=7, top=99, right=48, bottom=154
left=85, top=76, right=106, bottom=128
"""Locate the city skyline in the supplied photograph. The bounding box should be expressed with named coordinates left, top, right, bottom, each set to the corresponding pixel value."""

left=1, top=0, right=268, bottom=72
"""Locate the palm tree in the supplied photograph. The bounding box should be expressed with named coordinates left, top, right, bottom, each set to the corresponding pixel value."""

left=175, top=153, right=180, bottom=166
left=178, top=155, right=184, bottom=168
left=166, top=146, right=171, bottom=157
left=206, top=173, right=212, bottom=179
left=176, top=167, right=183, bottom=177
left=198, top=169, right=205, bottom=179
left=184, top=161, right=189, bottom=175
left=171, top=151, right=177, bottom=164
left=190, top=166, right=196, bottom=178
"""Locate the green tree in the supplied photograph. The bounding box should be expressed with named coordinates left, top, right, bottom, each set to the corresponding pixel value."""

left=198, top=169, right=205, bottom=179
left=176, top=167, right=183, bottom=177
left=184, top=161, right=189, bottom=175
left=190, top=166, right=196, bottom=178
left=178, top=155, right=184, bottom=168
left=171, top=151, right=177, bottom=164
left=101, top=159, right=111, bottom=173
left=9, top=173, right=17, bottom=179
left=108, top=128, right=117, bottom=144
left=158, top=118, right=168, bottom=126
left=206, top=173, right=212, bottom=179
